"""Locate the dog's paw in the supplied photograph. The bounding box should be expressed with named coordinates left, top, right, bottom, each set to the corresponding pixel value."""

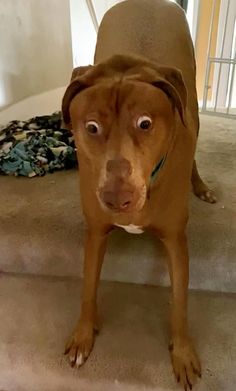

left=193, top=184, right=217, bottom=204
left=64, top=321, right=95, bottom=368
left=169, top=338, right=201, bottom=390
left=198, top=189, right=217, bottom=204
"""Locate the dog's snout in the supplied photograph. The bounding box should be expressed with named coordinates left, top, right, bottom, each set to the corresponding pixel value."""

left=102, top=190, right=133, bottom=211
left=106, top=158, right=132, bottom=177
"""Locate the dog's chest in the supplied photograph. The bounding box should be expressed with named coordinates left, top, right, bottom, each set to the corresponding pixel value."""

left=115, top=224, right=144, bottom=234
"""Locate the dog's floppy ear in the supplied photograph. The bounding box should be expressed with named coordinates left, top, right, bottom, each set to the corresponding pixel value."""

left=132, top=62, right=187, bottom=125
left=62, top=65, right=93, bottom=128
left=61, top=61, right=122, bottom=128
left=152, top=66, right=187, bottom=126
left=69, top=65, right=93, bottom=82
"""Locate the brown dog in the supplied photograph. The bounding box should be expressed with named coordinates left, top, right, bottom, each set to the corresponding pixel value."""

left=62, top=0, right=216, bottom=389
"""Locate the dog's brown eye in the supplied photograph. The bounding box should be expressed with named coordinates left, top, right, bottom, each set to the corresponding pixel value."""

left=85, top=120, right=100, bottom=135
left=137, top=116, right=152, bottom=130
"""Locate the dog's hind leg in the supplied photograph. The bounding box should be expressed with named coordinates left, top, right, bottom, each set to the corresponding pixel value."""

left=191, top=160, right=217, bottom=203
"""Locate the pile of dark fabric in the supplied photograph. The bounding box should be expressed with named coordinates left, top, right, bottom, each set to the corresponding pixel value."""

left=0, top=112, right=77, bottom=177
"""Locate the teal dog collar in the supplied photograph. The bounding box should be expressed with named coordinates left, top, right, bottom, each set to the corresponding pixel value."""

left=150, top=155, right=166, bottom=182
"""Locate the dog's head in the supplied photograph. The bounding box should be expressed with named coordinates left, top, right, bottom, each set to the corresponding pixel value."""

left=62, top=55, right=187, bottom=214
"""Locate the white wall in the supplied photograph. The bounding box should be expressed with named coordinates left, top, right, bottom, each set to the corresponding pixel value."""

left=0, top=0, right=73, bottom=110
left=70, top=0, right=97, bottom=67
left=69, top=1, right=123, bottom=67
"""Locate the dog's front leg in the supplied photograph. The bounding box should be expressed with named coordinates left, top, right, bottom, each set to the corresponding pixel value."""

left=65, top=227, right=108, bottom=368
left=162, top=233, right=201, bottom=390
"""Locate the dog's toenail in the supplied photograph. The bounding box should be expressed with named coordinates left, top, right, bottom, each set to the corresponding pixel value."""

left=185, top=367, right=192, bottom=389
left=76, top=353, right=83, bottom=367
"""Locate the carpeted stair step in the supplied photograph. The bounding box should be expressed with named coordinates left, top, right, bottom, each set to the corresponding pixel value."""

left=0, top=274, right=235, bottom=391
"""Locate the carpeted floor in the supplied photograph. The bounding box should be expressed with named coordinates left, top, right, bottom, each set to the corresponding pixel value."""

left=0, top=274, right=236, bottom=391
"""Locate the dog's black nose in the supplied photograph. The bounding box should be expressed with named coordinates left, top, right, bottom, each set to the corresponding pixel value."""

left=102, top=190, right=133, bottom=211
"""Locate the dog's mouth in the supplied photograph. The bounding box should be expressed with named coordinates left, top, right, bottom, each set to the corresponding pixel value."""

left=98, top=183, right=147, bottom=214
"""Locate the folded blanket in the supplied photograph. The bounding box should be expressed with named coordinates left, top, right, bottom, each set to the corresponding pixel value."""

left=0, top=112, right=77, bottom=177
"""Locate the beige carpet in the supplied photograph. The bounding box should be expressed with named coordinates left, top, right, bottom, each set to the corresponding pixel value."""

left=0, top=274, right=235, bottom=391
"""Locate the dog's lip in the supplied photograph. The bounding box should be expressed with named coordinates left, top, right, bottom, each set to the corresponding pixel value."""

left=98, top=194, right=146, bottom=214
left=102, top=201, right=134, bottom=214
left=97, top=193, right=135, bottom=213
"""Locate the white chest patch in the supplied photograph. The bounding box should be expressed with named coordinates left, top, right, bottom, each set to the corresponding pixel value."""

left=115, top=224, right=144, bottom=234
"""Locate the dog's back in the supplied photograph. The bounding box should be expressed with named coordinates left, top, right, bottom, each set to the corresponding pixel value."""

left=95, top=0, right=198, bottom=128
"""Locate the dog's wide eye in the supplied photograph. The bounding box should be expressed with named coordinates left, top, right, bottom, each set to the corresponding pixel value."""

left=137, top=116, right=152, bottom=131
left=85, top=120, right=100, bottom=135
